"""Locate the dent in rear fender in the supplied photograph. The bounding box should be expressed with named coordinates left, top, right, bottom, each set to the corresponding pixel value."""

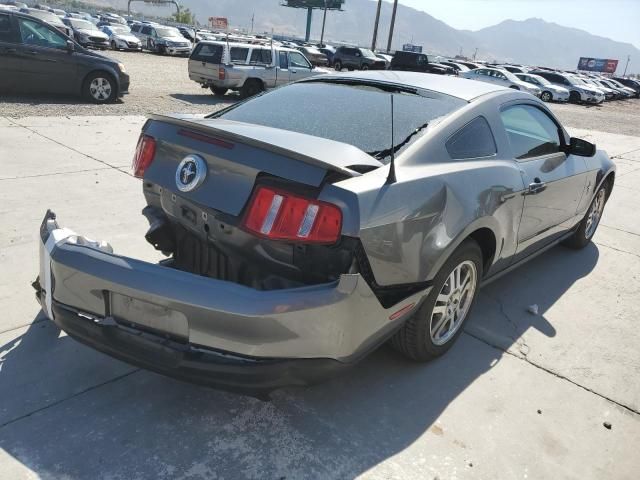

left=344, top=160, right=524, bottom=285
left=578, top=150, right=616, bottom=215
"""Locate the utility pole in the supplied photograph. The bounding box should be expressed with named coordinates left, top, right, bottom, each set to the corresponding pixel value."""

left=320, top=0, right=328, bottom=46
left=386, top=0, right=398, bottom=53
left=473, top=47, right=478, bottom=60
left=251, top=13, right=254, bottom=33
left=623, top=55, right=631, bottom=76
left=371, top=0, right=382, bottom=51
left=305, top=6, right=313, bottom=42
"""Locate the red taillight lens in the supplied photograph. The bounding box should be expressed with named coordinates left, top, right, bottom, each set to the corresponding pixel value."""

left=218, top=67, right=226, bottom=80
left=243, top=186, right=342, bottom=244
left=132, top=134, right=156, bottom=178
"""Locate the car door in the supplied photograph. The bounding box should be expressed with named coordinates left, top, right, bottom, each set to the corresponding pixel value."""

left=139, top=25, right=152, bottom=48
left=0, top=12, right=20, bottom=90
left=287, top=50, right=313, bottom=81
left=500, top=103, right=588, bottom=259
left=12, top=16, right=78, bottom=94
left=493, top=70, right=511, bottom=88
left=275, top=50, right=291, bottom=86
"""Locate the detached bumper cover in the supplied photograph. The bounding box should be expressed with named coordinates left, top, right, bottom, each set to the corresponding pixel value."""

left=37, top=211, right=425, bottom=391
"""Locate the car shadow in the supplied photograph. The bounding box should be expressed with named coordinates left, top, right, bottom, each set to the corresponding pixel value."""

left=0, top=93, right=125, bottom=105
left=170, top=93, right=239, bottom=105
left=0, top=243, right=599, bottom=479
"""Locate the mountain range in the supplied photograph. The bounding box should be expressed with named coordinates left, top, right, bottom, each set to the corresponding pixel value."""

left=96, top=0, right=639, bottom=73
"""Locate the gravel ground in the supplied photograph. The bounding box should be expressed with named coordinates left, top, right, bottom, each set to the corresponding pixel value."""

left=1, top=49, right=639, bottom=134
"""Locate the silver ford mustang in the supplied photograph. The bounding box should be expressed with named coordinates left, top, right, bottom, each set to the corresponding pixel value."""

left=35, top=71, right=615, bottom=396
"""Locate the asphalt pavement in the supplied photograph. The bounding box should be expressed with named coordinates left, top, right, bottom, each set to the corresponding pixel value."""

left=1, top=115, right=639, bottom=480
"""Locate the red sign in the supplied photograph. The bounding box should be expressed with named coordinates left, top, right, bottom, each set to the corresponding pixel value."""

left=209, top=17, right=228, bottom=30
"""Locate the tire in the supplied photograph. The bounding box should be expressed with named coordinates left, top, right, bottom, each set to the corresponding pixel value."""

left=83, top=71, right=117, bottom=104
left=391, top=239, right=483, bottom=361
left=361, top=64, right=369, bottom=71
left=239, top=79, right=263, bottom=98
left=569, top=90, right=581, bottom=103
left=541, top=91, right=553, bottom=102
left=210, top=86, right=227, bottom=96
left=334, top=60, right=342, bottom=71
left=563, top=183, right=608, bottom=249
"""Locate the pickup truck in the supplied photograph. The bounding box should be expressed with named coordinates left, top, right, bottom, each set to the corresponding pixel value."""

left=188, top=40, right=330, bottom=97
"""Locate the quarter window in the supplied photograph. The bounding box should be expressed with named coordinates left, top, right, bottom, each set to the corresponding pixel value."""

left=500, top=105, right=561, bottom=160
left=446, top=116, right=497, bottom=160
left=18, top=18, right=66, bottom=50
left=279, top=51, right=288, bottom=69
left=0, top=13, right=12, bottom=42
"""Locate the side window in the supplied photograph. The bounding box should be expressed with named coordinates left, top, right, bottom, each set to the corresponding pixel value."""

left=495, top=72, right=506, bottom=80
left=417, top=55, right=427, bottom=66
left=141, top=26, right=151, bottom=35
left=249, top=48, right=272, bottom=65
left=289, top=51, right=310, bottom=69
left=18, top=18, right=66, bottom=50
left=500, top=105, right=561, bottom=160
left=229, top=47, right=249, bottom=63
left=446, top=116, right=497, bottom=160
left=0, top=13, right=13, bottom=42
left=476, top=69, right=487, bottom=76
left=279, top=51, right=288, bottom=69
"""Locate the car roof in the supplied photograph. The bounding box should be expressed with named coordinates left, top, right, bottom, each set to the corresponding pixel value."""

left=309, top=71, right=508, bottom=101
left=198, top=40, right=298, bottom=52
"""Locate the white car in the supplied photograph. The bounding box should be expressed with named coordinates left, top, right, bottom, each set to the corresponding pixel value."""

left=101, top=24, right=142, bottom=51
left=529, top=70, right=605, bottom=104
left=460, top=67, right=541, bottom=97
left=515, top=73, right=569, bottom=102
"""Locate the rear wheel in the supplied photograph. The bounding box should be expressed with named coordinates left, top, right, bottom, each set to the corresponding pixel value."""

left=564, top=183, right=608, bottom=249
left=334, top=60, right=342, bottom=71
left=210, top=86, right=227, bottom=96
left=361, top=64, right=369, bottom=70
left=541, top=91, right=553, bottom=102
left=83, top=72, right=116, bottom=104
left=391, top=239, right=483, bottom=361
left=240, top=79, right=263, bottom=98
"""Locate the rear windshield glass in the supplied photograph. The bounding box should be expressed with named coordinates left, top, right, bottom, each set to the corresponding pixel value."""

left=212, top=81, right=465, bottom=163
left=191, top=43, right=223, bottom=63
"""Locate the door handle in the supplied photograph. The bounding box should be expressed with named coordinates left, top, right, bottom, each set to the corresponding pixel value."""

left=528, top=178, right=547, bottom=194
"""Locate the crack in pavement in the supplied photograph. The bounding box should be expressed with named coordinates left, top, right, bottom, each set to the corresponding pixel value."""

left=5, top=118, right=133, bottom=178
left=0, top=166, right=113, bottom=181
left=595, top=241, right=640, bottom=259
left=600, top=223, right=640, bottom=238
left=0, top=369, right=141, bottom=430
left=481, top=292, right=530, bottom=357
left=463, top=330, right=640, bottom=417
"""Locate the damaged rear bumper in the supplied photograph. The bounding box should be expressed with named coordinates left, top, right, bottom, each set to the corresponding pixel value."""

left=36, top=211, right=426, bottom=394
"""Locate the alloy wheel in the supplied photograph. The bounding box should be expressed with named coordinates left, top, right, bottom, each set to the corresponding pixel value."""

left=430, top=260, right=478, bottom=346
left=585, top=188, right=606, bottom=239
left=89, top=77, right=112, bottom=101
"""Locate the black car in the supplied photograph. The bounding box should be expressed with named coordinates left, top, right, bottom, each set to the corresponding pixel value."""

left=332, top=46, right=386, bottom=71
left=0, top=10, right=129, bottom=103
left=613, top=77, right=640, bottom=98
left=390, top=51, right=454, bottom=75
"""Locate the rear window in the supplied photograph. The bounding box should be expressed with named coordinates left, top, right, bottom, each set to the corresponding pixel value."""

left=191, top=43, right=223, bottom=63
left=230, top=47, right=249, bottom=63
left=212, top=81, right=465, bottom=164
left=249, top=48, right=272, bottom=64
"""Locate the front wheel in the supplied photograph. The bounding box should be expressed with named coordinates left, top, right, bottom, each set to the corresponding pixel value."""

left=563, top=183, right=608, bottom=249
left=111, top=41, right=118, bottom=50
left=361, top=64, right=369, bottom=70
left=334, top=60, right=342, bottom=71
left=569, top=90, right=581, bottom=103
left=83, top=72, right=116, bottom=104
left=391, top=239, right=483, bottom=361
left=541, top=91, right=553, bottom=102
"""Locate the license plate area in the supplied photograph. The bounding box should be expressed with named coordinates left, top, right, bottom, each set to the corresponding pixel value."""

left=110, top=293, right=189, bottom=341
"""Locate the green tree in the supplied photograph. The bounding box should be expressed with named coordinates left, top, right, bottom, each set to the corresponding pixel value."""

left=171, top=7, right=195, bottom=25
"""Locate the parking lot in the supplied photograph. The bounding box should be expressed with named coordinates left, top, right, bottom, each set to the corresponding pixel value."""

left=1, top=51, right=640, bottom=479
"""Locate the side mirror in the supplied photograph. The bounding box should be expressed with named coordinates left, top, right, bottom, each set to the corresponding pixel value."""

left=66, top=40, right=75, bottom=52
left=568, top=137, right=596, bottom=157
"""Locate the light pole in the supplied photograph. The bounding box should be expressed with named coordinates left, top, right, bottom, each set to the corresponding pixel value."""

left=386, top=0, right=398, bottom=53
left=623, top=55, right=631, bottom=76
left=371, top=0, right=382, bottom=51
left=320, top=0, right=328, bottom=46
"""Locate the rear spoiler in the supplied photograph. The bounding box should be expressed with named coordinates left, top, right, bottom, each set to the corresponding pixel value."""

left=147, top=114, right=383, bottom=177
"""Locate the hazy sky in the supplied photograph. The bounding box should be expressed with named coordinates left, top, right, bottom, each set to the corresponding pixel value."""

left=397, top=0, right=640, bottom=48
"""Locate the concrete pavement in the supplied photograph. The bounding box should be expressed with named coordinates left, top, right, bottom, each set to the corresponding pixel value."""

left=1, top=116, right=639, bottom=479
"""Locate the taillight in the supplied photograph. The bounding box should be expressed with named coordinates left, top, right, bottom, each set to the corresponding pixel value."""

left=218, top=67, right=226, bottom=80
left=243, top=186, right=342, bottom=244
left=132, top=134, right=156, bottom=178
